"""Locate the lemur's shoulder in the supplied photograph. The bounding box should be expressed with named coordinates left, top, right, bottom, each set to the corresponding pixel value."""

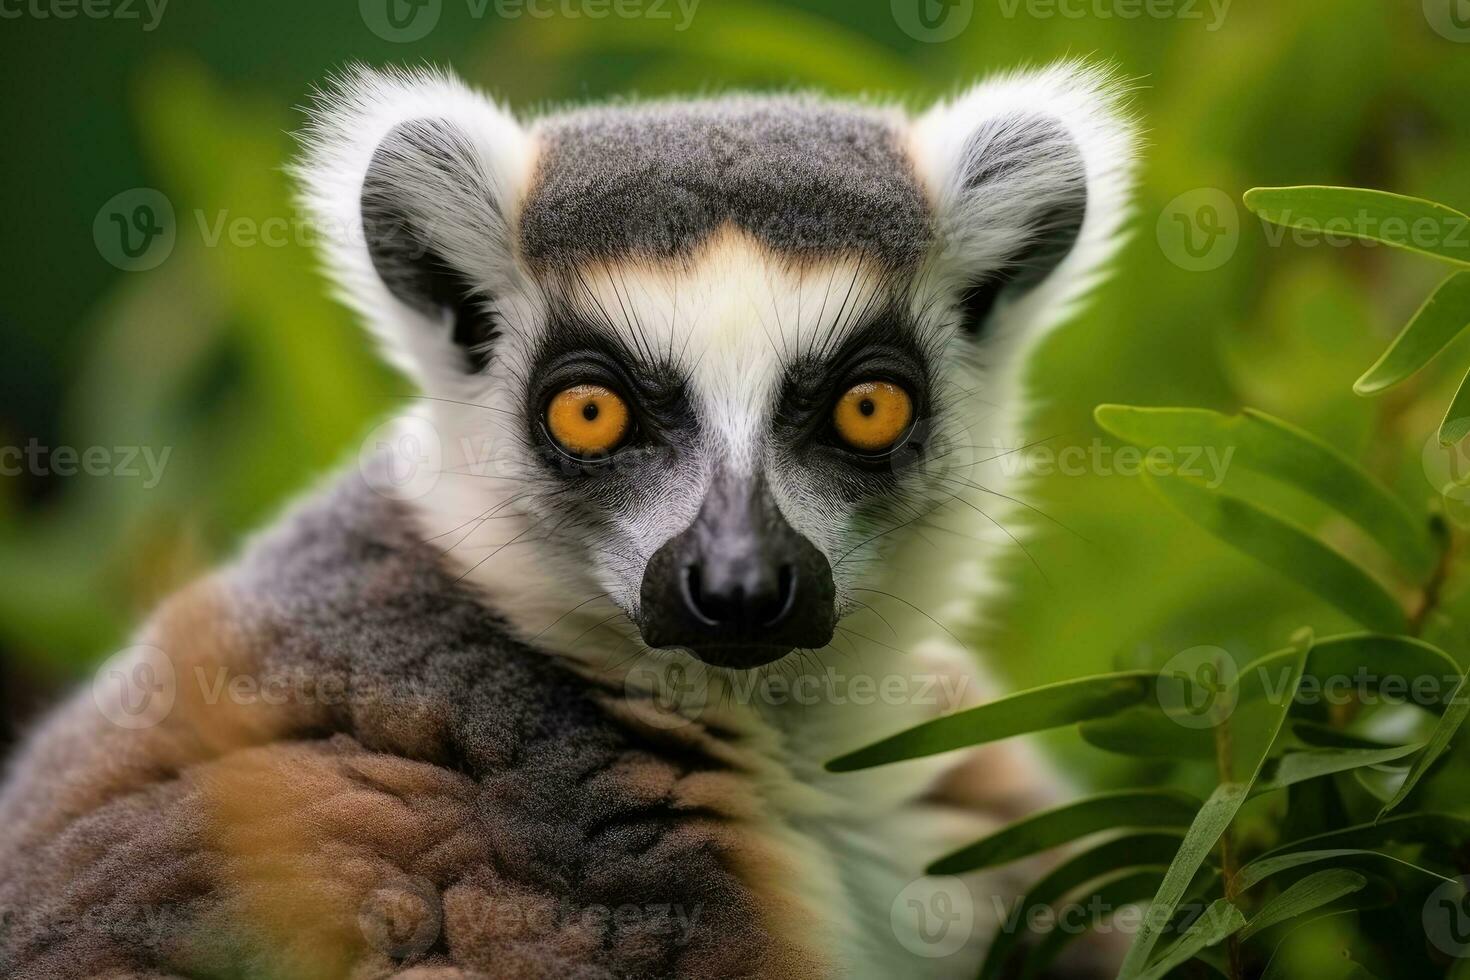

left=0, top=467, right=829, bottom=979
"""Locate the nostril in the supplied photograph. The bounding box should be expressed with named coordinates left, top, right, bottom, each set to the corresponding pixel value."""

left=681, top=564, right=721, bottom=626
left=763, top=564, right=798, bottom=627
left=681, top=562, right=798, bottom=631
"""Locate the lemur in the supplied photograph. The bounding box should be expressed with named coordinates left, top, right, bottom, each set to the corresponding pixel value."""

left=0, top=62, right=1135, bottom=979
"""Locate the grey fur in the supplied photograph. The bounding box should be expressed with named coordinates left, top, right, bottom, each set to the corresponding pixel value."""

left=521, top=96, right=934, bottom=269
left=0, top=464, right=811, bottom=979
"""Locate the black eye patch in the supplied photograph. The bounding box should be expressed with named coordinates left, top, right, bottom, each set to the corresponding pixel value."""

left=523, top=309, right=695, bottom=475
left=773, top=313, right=934, bottom=454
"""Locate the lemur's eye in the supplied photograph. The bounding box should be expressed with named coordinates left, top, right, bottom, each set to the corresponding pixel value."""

left=546, top=384, right=632, bottom=457
left=833, top=381, right=914, bottom=454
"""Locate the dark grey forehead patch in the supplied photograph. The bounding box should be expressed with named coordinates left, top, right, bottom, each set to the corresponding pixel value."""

left=520, top=96, right=934, bottom=270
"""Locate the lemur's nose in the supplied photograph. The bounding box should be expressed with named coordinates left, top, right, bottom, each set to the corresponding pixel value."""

left=638, top=474, right=835, bottom=669
left=682, top=560, right=797, bottom=629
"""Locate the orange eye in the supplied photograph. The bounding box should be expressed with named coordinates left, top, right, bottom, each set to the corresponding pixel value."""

left=546, top=384, right=632, bottom=457
left=833, top=381, right=913, bottom=454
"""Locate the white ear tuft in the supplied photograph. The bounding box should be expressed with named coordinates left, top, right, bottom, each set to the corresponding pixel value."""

left=293, top=64, right=534, bottom=391
left=909, top=61, right=1140, bottom=349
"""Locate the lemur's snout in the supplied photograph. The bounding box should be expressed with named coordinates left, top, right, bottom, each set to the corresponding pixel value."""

left=639, top=475, right=835, bottom=669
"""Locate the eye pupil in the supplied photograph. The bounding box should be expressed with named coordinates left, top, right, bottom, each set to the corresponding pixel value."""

left=858, top=398, right=876, bottom=417
left=582, top=402, right=600, bottom=422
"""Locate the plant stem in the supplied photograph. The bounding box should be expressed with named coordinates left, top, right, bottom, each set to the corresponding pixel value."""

left=1211, top=657, right=1244, bottom=980
left=1409, top=514, right=1454, bottom=637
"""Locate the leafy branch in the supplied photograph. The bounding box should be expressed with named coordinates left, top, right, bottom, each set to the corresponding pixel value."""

left=828, top=185, right=1470, bottom=979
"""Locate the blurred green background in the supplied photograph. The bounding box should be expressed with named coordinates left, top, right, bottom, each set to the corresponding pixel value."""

left=4, top=0, right=1470, bottom=790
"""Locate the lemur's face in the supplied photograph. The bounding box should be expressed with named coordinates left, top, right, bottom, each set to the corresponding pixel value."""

left=302, top=67, right=1132, bottom=670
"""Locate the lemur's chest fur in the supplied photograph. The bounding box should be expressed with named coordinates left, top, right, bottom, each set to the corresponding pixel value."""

left=0, top=468, right=1026, bottom=979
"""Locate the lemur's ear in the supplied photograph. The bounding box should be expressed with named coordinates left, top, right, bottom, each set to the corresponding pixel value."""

left=295, top=66, right=532, bottom=389
left=909, top=62, right=1137, bottom=343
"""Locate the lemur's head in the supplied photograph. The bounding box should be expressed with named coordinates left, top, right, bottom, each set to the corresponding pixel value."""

left=299, top=65, right=1134, bottom=672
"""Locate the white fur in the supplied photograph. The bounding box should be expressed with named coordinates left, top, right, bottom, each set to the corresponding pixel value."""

left=297, top=61, right=1138, bottom=979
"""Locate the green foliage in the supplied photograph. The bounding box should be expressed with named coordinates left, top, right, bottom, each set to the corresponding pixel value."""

left=830, top=186, right=1470, bottom=976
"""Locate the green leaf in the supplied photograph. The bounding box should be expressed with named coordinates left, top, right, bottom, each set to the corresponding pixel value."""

left=1095, top=405, right=1434, bottom=575
left=1291, top=721, right=1401, bottom=750
left=1138, top=899, right=1247, bottom=980
left=978, top=833, right=1186, bottom=980
left=1236, top=848, right=1452, bottom=892
left=1252, top=744, right=1422, bottom=797
left=1078, top=705, right=1217, bottom=759
left=926, top=790, right=1200, bottom=876
left=1441, top=365, right=1470, bottom=445
left=1262, top=812, right=1470, bottom=857
left=1354, top=271, right=1470, bottom=395
left=824, top=671, right=1155, bottom=772
left=1117, top=635, right=1309, bottom=978
left=1377, top=672, right=1470, bottom=819
left=1021, top=868, right=1168, bottom=980
left=1143, top=473, right=1407, bottom=632
left=1260, top=910, right=1374, bottom=980
left=1239, top=869, right=1367, bottom=940
left=1244, top=186, right=1470, bottom=266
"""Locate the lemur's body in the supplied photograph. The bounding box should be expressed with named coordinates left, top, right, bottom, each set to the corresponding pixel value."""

left=0, top=66, right=1135, bottom=979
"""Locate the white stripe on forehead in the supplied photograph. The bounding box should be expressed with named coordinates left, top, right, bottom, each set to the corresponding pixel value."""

left=553, top=228, right=904, bottom=473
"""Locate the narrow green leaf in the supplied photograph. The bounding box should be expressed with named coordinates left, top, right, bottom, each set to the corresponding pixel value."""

left=1085, top=633, right=1453, bottom=762
left=1377, top=672, right=1470, bottom=819
left=1117, top=636, right=1309, bottom=978
left=1244, top=186, right=1470, bottom=266
left=979, top=833, right=1186, bottom=980
left=1292, top=721, right=1402, bottom=750
left=1239, top=869, right=1367, bottom=941
left=1260, top=909, right=1372, bottom=980
left=1095, top=404, right=1434, bottom=575
left=1078, top=705, right=1216, bottom=759
left=1252, top=744, right=1422, bottom=797
left=1442, top=364, right=1470, bottom=445
left=1236, top=848, right=1452, bottom=892
left=1138, top=899, right=1247, bottom=980
left=1262, top=812, right=1470, bottom=857
left=1355, top=272, right=1470, bottom=395
left=926, top=790, right=1200, bottom=876
left=1021, top=868, right=1168, bottom=980
left=824, top=671, right=1154, bottom=772
left=1143, top=473, right=1407, bottom=632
